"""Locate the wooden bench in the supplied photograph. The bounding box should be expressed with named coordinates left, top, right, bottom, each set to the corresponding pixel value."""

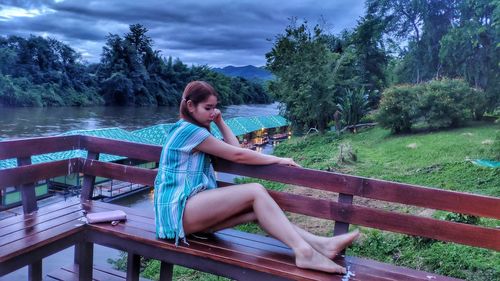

left=1, top=135, right=499, bottom=280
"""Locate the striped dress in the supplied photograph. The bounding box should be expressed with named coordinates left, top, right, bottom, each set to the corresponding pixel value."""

left=154, top=119, right=218, bottom=244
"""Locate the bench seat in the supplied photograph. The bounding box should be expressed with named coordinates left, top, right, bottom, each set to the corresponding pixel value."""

left=0, top=199, right=85, bottom=276
left=84, top=200, right=464, bottom=281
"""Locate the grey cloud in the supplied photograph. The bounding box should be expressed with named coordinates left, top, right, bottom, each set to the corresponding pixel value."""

left=0, top=0, right=365, bottom=66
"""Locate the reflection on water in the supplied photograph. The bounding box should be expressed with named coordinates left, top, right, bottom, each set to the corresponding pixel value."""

left=0, top=103, right=280, bottom=139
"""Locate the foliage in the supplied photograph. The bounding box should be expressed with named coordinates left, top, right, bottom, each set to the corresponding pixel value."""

left=0, top=25, right=272, bottom=107
left=439, top=0, right=499, bottom=111
left=420, top=79, right=486, bottom=128
left=0, top=35, right=104, bottom=106
left=348, top=12, right=388, bottom=106
left=376, top=84, right=421, bottom=133
left=377, top=79, right=487, bottom=133
left=266, top=19, right=388, bottom=134
left=367, top=0, right=499, bottom=111
left=442, top=212, right=480, bottom=225
left=337, top=89, right=370, bottom=127
left=266, top=20, right=338, bottom=133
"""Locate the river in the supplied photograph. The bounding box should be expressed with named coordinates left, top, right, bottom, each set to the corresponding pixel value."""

left=0, top=103, right=280, bottom=139
left=0, top=103, right=281, bottom=280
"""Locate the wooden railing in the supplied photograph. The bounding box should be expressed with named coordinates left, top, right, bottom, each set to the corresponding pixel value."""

left=1, top=135, right=499, bottom=249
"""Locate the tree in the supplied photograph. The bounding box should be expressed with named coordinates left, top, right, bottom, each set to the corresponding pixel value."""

left=266, top=20, right=339, bottom=133
left=368, top=0, right=457, bottom=83
left=349, top=13, right=388, bottom=107
left=439, top=0, right=499, bottom=111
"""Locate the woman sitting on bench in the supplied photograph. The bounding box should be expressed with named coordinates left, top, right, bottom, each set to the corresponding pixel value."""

left=154, top=81, right=359, bottom=274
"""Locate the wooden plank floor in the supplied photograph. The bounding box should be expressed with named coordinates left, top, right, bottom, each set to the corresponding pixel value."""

left=46, top=264, right=151, bottom=281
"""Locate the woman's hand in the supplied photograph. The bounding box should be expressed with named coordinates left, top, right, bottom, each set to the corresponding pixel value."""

left=213, top=108, right=223, bottom=124
left=277, top=157, right=301, bottom=167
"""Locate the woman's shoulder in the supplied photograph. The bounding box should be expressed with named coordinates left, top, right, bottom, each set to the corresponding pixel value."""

left=176, top=119, right=207, bottom=133
left=167, top=119, right=210, bottom=142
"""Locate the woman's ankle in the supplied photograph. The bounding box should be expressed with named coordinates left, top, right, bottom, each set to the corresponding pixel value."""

left=293, top=243, right=314, bottom=259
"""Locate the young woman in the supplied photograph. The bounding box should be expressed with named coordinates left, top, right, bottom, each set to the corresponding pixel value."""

left=154, top=81, right=359, bottom=274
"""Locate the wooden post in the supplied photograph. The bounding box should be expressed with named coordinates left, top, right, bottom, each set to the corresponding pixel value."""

left=333, top=192, right=354, bottom=258
left=333, top=193, right=354, bottom=236
left=159, top=262, right=173, bottom=281
left=16, top=157, right=38, bottom=214
left=77, top=242, right=93, bottom=281
left=80, top=151, right=99, bottom=201
left=28, top=260, right=42, bottom=281
left=17, top=157, right=42, bottom=280
left=126, top=253, right=141, bottom=281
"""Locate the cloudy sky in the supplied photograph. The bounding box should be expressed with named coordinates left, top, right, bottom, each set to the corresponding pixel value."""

left=0, top=0, right=365, bottom=67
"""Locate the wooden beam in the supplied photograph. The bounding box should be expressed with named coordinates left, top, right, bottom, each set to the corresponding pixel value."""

left=126, top=253, right=141, bottom=281
left=81, top=152, right=99, bottom=201
left=0, top=135, right=80, bottom=160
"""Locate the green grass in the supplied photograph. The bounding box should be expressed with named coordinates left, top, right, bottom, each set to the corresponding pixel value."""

left=275, top=122, right=500, bottom=196
left=273, top=122, right=499, bottom=280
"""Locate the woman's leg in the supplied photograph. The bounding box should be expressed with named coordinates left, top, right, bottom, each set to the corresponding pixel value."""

left=183, top=183, right=347, bottom=273
left=207, top=210, right=359, bottom=259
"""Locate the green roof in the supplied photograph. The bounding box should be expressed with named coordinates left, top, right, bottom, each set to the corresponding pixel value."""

left=131, top=124, right=175, bottom=146
left=0, top=115, right=289, bottom=170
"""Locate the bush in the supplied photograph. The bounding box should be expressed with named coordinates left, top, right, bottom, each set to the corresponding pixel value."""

left=420, top=79, right=479, bottom=128
left=376, top=84, right=421, bottom=133
left=377, top=79, right=487, bottom=133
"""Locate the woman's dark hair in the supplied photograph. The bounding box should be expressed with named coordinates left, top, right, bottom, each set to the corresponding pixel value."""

left=179, top=81, right=219, bottom=130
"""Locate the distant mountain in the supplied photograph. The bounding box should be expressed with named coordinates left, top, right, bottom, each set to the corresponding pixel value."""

left=212, top=65, right=274, bottom=81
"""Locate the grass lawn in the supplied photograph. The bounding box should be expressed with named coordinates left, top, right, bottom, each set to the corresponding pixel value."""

left=272, top=122, right=499, bottom=281
left=275, top=122, right=499, bottom=196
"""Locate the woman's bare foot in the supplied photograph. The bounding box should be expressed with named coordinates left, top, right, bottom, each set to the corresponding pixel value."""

left=306, top=229, right=360, bottom=259
left=295, top=245, right=346, bottom=274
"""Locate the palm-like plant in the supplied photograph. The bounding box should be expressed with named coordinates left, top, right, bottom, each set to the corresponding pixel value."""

left=337, top=89, right=370, bottom=130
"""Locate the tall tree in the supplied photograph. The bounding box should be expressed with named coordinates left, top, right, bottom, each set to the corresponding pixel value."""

left=266, top=21, right=342, bottom=133
left=368, top=0, right=457, bottom=83
left=439, top=0, right=499, bottom=110
left=349, top=13, right=388, bottom=106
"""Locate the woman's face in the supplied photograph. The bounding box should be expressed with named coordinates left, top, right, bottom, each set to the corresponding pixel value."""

left=188, top=95, right=218, bottom=127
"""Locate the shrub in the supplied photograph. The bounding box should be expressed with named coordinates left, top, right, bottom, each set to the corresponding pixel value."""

left=377, top=79, right=487, bottom=133
left=420, top=79, right=478, bottom=129
left=376, top=84, right=421, bottom=133
left=337, top=89, right=370, bottom=127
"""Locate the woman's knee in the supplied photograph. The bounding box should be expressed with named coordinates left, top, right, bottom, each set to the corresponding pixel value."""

left=248, top=183, right=268, bottom=198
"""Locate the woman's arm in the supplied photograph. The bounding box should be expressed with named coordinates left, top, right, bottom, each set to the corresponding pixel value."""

left=213, top=109, right=240, bottom=147
left=196, top=135, right=299, bottom=167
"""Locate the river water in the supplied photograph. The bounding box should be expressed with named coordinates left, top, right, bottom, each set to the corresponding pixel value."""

left=0, top=103, right=280, bottom=139
left=0, top=103, right=280, bottom=280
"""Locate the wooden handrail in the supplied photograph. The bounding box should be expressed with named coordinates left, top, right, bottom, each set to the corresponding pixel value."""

left=214, top=159, right=500, bottom=219
left=0, top=159, right=79, bottom=188
left=80, top=136, right=161, bottom=162
left=0, top=135, right=80, bottom=160
left=1, top=135, right=499, bottom=250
